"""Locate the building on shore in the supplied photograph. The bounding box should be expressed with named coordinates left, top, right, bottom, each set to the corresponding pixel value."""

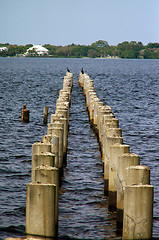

left=0, top=47, right=8, bottom=52
left=24, top=45, right=49, bottom=56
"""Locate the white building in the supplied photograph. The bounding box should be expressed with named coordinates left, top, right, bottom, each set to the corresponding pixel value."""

left=24, top=45, right=49, bottom=56
left=0, top=47, right=8, bottom=51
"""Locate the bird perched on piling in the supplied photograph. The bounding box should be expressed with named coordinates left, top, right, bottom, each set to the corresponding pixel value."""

left=81, top=67, right=84, bottom=74
left=67, top=67, right=70, bottom=72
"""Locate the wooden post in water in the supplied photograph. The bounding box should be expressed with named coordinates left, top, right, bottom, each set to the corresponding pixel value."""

left=21, top=104, right=29, bottom=123
left=43, top=106, right=49, bottom=125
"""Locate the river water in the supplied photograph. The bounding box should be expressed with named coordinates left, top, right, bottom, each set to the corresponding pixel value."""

left=0, top=58, right=158, bottom=239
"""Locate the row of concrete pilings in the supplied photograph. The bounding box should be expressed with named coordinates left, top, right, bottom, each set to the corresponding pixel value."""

left=79, top=72, right=154, bottom=239
left=25, top=72, right=73, bottom=238
left=20, top=70, right=153, bottom=240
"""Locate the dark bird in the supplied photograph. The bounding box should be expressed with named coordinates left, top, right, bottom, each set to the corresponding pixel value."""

left=67, top=67, right=70, bottom=72
left=81, top=67, right=84, bottom=74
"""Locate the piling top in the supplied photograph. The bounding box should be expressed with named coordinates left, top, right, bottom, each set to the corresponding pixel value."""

left=23, top=104, right=26, bottom=110
left=5, top=238, right=34, bottom=240
left=33, top=142, right=51, bottom=146
left=105, top=118, right=119, bottom=123
left=121, top=153, right=140, bottom=158
left=101, top=105, right=112, bottom=111
left=103, top=114, right=114, bottom=120
left=125, top=184, right=153, bottom=189
left=34, top=152, right=54, bottom=157
left=112, top=143, right=129, bottom=148
left=127, top=165, right=150, bottom=170
left=36, top=165, right=59, bottom=171
left=48, top=123, right=64, bottom=130
left=28, top=182, right=56, bottom=187
left=107, top=136, right=123, bottom=140
left=51, top=113, right=63, bottom=118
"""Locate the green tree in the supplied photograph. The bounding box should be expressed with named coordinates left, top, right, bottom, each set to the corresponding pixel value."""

left=88, top=49, right=99, bottom=58
left=143, top=49, right=159, bottom=59
left=117, top=41, right=144, bottom=58
left=91, top=40, right=108, bottom=48
left=146, top=42, right=159, bottom=49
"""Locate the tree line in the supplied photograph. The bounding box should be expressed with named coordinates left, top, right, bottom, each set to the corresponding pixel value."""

left=0, top=40, right=159, bottom=59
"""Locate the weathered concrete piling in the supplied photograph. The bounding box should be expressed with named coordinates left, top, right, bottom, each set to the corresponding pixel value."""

left=26, top=71, right=73, bottom=238
left=123, top=185, right=154, bottom=239
left=79, top=71, right=154, bottom=239
left=108, top=143, right=130, bottom=212
left=104, top=136, right=123, bottom=196
left=41, top=135, right=59, bottom=168
left=117, top=153, right=140, bottom=229
left=26, top=183, right=57, bottom=237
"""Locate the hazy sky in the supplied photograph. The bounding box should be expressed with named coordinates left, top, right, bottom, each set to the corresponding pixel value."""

left=0, top=0, right=158, bottom=46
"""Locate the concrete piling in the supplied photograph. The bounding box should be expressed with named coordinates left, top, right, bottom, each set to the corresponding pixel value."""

left=103, top=136, right=123, bottom=196
left=48, top=122, right=64, bottom=148
left=122, top=185, right=153, bottom=239
left=93, top=102, right=104, bottom=132
left=102, top=118, right=119, bottom=160
left=102, top=127, right=122, bottom=162
left=48, top=126, right=64, bottom=173
left=49, top=117, right=68, bottom=162
left=55, top=109, right=69, bottom=125
left=26, top=183, right=57, bottom=237
left=116, top=153, right=140, bottom=229
left=35, top=166, right=59, bottom=230
left=41, top=135, right=59, bottom=168
left=31, top=142, right=52, bottom=182
left=108, top=143, right=130, bottom=212
left=32, top=152, right=56, bottom=183
left=125, top=165, right=150, bottom=186
left=51, top=135, right=60, bottom=168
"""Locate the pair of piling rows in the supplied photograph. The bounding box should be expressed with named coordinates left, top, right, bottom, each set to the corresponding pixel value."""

left=79, top=72, right=154, bottom=239
left=25, top=72, right=73, bottom=238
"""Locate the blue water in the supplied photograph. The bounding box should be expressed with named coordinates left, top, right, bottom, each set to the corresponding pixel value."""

left=0, top=58, right=158, bottom=239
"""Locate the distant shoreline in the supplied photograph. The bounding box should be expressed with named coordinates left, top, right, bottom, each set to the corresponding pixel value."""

left=1, top=41, right=159, bottom=59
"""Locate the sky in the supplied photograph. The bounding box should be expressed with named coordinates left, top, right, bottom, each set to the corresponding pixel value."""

left=0, top=0, right=159, bottom=46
